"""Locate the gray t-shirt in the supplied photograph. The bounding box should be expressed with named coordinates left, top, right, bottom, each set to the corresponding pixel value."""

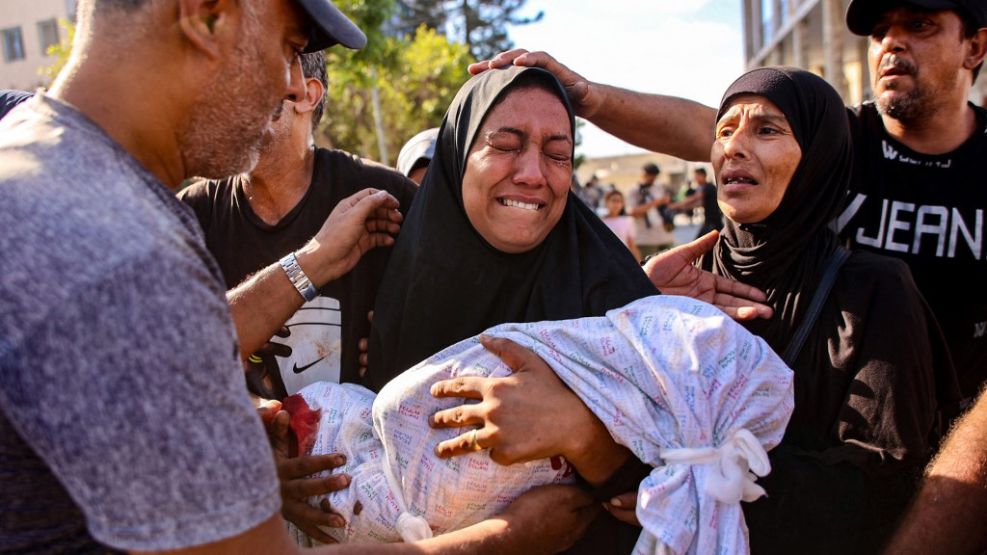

left=0, top=95, right=281, bottom=552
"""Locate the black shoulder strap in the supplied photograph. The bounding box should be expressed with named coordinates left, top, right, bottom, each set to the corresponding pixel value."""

left=782, top=246, right=851, bottom=366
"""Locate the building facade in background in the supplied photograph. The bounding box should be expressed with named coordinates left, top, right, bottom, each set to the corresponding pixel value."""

left=742, top=0, right=987, bottom=106
left=0, top=0, right=75, bottom=91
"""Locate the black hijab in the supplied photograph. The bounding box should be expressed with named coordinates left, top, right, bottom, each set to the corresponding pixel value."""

left=709, top=67, right=853, bottom=354
left=367, top=66, right=657, bottom=390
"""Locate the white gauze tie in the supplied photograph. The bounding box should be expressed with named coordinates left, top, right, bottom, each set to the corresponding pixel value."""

left=659, top=428, right=772, bottom=504
left=380, top=448, right=433, bottom=542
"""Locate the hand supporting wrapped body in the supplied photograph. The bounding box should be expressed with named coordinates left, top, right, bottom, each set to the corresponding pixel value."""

left=291, top=295, right=794, bottom=553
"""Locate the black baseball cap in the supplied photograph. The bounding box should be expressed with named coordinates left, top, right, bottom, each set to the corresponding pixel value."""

left=847, top=0, right=987, bottom=36
left=296, top=0, right=367, bottom=52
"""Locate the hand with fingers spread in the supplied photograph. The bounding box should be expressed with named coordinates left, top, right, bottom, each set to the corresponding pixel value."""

left=643, top=230, right=774, bottom=321
left=261, top=403, right=352, bottom=543
left=430, top=336, right=630, bottom=487
left=468, top=49, right=603, bottom=119
left=298, top=188, right=403, bottom=287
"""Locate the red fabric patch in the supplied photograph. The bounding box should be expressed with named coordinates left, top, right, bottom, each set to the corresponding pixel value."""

left=283, top=394, right=322, bottom=457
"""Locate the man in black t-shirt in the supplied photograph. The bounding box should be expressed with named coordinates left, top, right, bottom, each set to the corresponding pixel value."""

left=180, top=48, right=417, bottom=396
left=180, top=51, right=416, bottom=543
left=181, top=52, right=416, bottom=397
left=476, top=0, right=987, bottom=399
left=670, top=167, right=723, bottom=238
left=832, top=0, right=987, bottom=399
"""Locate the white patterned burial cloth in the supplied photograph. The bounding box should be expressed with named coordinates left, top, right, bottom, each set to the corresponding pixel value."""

left=296, top=295, right=794, bottom=553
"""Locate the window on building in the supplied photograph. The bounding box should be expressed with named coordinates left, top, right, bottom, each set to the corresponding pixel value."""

left=2, top=27, right=25, bottom=63
left=38, top=19, right=60, bottom=56
left=761, top=0, right=775, bottom=43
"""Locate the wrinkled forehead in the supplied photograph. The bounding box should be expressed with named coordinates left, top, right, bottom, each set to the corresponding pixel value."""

left=717, top=94, right=789, bottom=124
left=466, top=85, right=574, bottom=158
left=481, top=86, right=571, bottom=131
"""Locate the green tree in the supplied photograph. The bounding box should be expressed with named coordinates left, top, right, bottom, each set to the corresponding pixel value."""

left=40, top=19, right=75, bottom=83
left=321, top=25, right=473, bottom=164
left=397, top=0, right=542, bottom=60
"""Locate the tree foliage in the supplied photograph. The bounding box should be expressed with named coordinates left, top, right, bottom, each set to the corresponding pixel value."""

left=41, top=19, right=75, bottom=83
left=321, top=7, right=474, bottom=164
left=396, top=0, right=542, bottom=61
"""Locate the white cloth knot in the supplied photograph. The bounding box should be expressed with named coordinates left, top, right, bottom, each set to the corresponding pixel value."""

left=659, top=428, right=771, bottom=504
left=396, top=511, right=433, bottom=542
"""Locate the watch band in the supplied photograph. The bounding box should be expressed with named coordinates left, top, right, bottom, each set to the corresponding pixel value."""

left=279, top=252, right=319, bottom=302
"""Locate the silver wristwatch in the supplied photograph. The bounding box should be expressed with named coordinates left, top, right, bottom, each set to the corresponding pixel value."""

left=279, top=252, right=319, bottom=302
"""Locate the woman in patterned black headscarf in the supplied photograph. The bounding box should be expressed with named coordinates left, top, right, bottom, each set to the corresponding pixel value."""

left=704, top=67, right=958, bottom=554
left=369, top=66, right=657, bottom=391
left=369, top=66, right=659, bottom=554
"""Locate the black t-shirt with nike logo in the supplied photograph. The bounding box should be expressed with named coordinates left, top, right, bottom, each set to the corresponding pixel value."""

left=836, top=102, right=987, bottom=398
left=180, top=148, right=417, bottom=394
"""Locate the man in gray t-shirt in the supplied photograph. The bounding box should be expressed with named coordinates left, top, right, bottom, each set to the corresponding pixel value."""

left=0, top=1, right=598, bottom=553
left=0, top=0, right=376, bottom=552
left=0, top=92, right=283, bottom=553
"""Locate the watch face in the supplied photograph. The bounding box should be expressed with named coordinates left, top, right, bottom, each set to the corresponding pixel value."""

left=275, top=296, right=344, bottom=394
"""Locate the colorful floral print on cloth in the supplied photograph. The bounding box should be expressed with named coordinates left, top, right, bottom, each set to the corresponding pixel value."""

left=289, top=295, right=794, bottom=554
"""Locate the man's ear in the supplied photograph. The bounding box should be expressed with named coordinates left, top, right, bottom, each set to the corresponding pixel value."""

left=963, top=28, right=987, bottom=72
left=294, top=77, right=326, bottom=116
left=177, top=0, right=234, bottom=60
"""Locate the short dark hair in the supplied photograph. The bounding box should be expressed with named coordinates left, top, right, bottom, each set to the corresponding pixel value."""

left=300, top=51, right=328, bottom=133
left=694, top=167, right=707, bottom=176
left=959, top=9, right=984, bottom=83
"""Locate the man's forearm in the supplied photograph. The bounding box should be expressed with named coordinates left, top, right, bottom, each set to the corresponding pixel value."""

left=318, top=519, right=515, bottom=555
left=885, top=391, right=987, bottom=554
left=228, top=263, right=304, bottom=361
left=589, top=84, right=717, bottom=162
left=228, top=246, right=337, bottom=360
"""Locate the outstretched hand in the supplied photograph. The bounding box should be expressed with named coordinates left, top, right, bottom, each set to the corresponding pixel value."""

left=468, top=49, right=603, bottom=119
left=429, top=336, right=587, bottom=466
left=643, top=231, right=773, bottom=321
left=300, top=188, right=402, bottom=287
left=429, top=336, right=627, bottom=486
left=258, top=400, right=353, bottom=544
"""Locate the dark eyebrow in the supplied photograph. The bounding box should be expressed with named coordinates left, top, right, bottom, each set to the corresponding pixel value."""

left=751, top=114, right=790, bottom=127
left=545, top=133, right=573, bottom=144
left=488, top=127, right=573, bottom=143
left=488, top=127, right=524, bottom=139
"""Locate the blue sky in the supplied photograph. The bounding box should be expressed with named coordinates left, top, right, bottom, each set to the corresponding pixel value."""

left=508, top=0, right=745, bottom=157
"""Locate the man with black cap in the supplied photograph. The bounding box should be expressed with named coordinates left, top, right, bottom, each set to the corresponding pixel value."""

left=0, top=0, right=594, bottom=553
left=472, top=0, right=987, bottom=401
left=627, top=162, right=675, bottom=257
left=179, top=49, right=418, bottom=543
left=834, top=0, right=987, bottom=403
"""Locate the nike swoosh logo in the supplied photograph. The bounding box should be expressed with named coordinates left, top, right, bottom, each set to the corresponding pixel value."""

left=292, top=357, right=326, bottom=374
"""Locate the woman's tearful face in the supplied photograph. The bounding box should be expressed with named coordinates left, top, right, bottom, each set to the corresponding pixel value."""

left=712, top=94, right=802, bottom=224
left=462, top=86, right=573, bottom=253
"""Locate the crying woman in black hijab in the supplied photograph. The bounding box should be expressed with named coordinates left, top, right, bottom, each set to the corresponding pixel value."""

left=369, top=66, right=659, bottom=554
left=369, top=67, right=656, bottom=389
left=697, top=67, right=959, bottom=553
